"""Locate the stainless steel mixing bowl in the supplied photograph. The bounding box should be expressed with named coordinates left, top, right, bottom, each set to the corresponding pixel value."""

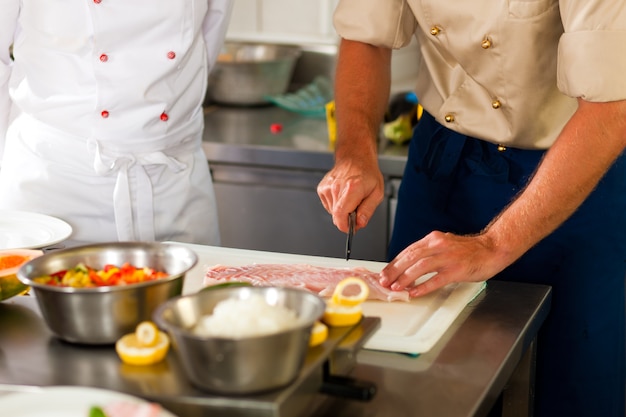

left=153, top=286, right=326, bottom=395
left=17, top=242, right=197, bottom=345
left=206, top=42, right=302, bottom=105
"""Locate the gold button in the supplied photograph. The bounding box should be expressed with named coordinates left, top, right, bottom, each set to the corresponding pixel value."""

left=492, top=100, right=501, bottom=109
left=481, top=37, right=492, bottom=49
left=497, top=144, right=507, bottom=152
left=430, top=26, right=441, bottom=36
left=444, top=114, right=455, bottom=123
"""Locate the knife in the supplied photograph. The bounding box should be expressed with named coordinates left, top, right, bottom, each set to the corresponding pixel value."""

left=345, top=211, right=356, bottom=261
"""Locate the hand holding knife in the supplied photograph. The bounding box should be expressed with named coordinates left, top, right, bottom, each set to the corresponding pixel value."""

left=345, top=211, right=356, bottom=261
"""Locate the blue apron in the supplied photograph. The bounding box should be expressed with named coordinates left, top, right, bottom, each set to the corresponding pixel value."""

left=389, top=112, right=626, bottom=417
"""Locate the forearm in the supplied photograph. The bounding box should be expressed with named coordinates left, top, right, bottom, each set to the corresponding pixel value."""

left=483, top=98, right=626, bottom=267
left=333, top=38, right=392, bottom=165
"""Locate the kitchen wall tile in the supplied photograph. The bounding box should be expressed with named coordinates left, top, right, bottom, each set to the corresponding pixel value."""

left=226, top=0, right=338, bottom=45
left=227, top=0, right=259, bottom=34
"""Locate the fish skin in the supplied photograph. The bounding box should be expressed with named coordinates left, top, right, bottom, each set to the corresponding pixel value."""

left=203, top=264, right=410, bottom=302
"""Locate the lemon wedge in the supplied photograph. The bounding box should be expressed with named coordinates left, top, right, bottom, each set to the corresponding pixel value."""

left=322, top=303, right=363, bottom=327
left=322, top=277, right=369, bottom=327
left=309, top=321, right=328, bottom=347
left=115, top=322, right=170, bottom=366
left=135, top=321, right=159, bottom=347
left=331, top=277, right=369, bottom=307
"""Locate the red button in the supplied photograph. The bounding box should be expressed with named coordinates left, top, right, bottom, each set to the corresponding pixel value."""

left=101, top=110, right=109, bottom=118
left=270, top=123, right=283, bottom=134
left=93, top=0, right=102, bottom=3
left=99, top=54, right=108, bottom=62
left=160, top=112, right=169, bottom=122
left=167, top=51, right=176, bottom=60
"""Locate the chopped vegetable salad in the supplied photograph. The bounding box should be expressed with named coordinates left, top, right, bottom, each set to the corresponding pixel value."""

left=34, top=263, right=168, bottom=288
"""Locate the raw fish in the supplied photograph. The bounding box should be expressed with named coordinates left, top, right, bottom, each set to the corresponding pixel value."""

left=203, top=264, right=410, bottom=302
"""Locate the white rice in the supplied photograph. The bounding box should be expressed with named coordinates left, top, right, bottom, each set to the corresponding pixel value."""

left=193, top=294, right=301, bottom=338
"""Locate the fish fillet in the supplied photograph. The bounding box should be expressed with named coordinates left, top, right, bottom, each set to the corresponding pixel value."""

left=203, top=264, right=410, bottom=302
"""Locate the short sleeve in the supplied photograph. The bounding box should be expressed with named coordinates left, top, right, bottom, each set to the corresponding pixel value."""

left=333, top=0, right=417, bottom=49
left=557, top=2, right=626, bottom=101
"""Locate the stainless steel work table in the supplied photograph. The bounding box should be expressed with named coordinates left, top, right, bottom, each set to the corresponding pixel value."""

left=0, top=279, right=551, bottom=417
left=201, top=105, right=409, bottom=177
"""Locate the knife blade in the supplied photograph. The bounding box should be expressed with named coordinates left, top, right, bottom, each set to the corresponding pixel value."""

left=345, top=211, right=356, bottom=261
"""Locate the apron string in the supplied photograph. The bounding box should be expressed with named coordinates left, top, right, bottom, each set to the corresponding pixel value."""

left=91, top=140, right=187, bottom=241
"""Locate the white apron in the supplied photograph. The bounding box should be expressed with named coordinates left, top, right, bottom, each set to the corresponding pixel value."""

left=0, top=0, right=233, bottom=244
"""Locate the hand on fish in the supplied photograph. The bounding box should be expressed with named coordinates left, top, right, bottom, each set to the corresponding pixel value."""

left=380, top=231, right=507, bottom=297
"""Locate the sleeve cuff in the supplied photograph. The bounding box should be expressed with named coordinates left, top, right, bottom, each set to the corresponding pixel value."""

left=333, top=0, right=416, bottom=49
left=558, top=30, right=626, bottom=102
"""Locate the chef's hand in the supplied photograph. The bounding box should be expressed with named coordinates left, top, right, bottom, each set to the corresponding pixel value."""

left=317, top=157, right=384, bottom=233
left=380, top=231, right=509, bottom=297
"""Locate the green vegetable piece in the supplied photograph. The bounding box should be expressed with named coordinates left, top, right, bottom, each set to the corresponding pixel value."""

left=89, top=406, right=107, bottom=417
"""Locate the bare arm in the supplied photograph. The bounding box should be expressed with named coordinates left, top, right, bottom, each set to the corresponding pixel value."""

left=381, top=98, right=626, bottom=296
left=317, top=38, right=392, bottom=232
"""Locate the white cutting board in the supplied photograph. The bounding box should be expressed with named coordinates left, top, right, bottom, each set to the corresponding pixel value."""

left=168, top=242, right=486, bottom=355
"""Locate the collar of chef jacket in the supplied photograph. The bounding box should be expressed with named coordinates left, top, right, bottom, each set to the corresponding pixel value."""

left=333, top=0, right=626, bottom=150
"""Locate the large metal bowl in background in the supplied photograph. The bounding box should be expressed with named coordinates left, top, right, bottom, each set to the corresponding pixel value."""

left=17, top=242, right=197, bottom=345
left=153, top=286, right=326, bottom=395
left=206, top=42, right=302, bottom=106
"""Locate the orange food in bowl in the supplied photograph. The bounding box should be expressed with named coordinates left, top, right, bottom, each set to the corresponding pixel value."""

left=0, top=249, right=43, bottom=301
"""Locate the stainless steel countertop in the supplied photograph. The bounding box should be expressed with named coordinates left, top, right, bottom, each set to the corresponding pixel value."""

left=201, top=105, right=409, bottom=177
left=0, top=279, right=550, bottom=417
left=313, top=279, right=551, bottom=417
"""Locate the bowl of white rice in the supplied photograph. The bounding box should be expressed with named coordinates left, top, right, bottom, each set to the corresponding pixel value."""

left=153, top=285, right=326, bottom=394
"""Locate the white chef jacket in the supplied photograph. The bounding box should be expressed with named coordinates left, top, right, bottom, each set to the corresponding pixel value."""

left=334, top=0, right=626, bottom=150
left=0, top=0, right=233, bottom=244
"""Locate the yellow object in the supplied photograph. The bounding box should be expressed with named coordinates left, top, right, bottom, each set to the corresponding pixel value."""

left=115, top=323, right=170, bottom=366
left=331, top=277, right=370, bottom=307
left=309, top=321, right=329, bottom=347
left=322, top=303, right=363, bottom=327
left=0, top=249, right=43, bottom=301
left=325, top=100, right=337, bottom=150
left=323, top=277, right=369, bottom=327
left=135, top=321, right=159, bottom=347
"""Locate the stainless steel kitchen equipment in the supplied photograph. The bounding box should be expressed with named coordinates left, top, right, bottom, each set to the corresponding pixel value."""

left=0, top=254, right=551, bottom=417
left=206, top=42, right=302, bottom=106
left=0, top=293, right=380, bottom=417
left=16, top=242, right=197, bottom=344
left=153, top=286, right=327, bottom=395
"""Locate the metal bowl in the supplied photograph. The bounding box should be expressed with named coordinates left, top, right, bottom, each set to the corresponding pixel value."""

left=206, top=42, right=302, bottom=105
left=153, top=286, right=326, bottom=395
left=17, top=242, right=197, bottom=345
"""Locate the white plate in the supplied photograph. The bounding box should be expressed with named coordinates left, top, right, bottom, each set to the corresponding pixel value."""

left=0, top=210, right=72, bottom=250
left=0, top=386, right=178, bottom=417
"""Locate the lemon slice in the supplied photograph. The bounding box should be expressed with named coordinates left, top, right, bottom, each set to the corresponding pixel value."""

left=309, top=321, right=328, bottom=347
left=135, top=321, right=159, bottom=347
left=322, top=302, right=363, bottom=327
left=115, top=330, right=170, bottom=366
left=331, top=277, right=370, bottom=307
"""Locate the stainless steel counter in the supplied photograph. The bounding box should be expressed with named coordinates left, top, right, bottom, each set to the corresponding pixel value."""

left=201, top=105, right=409, bottom=176
left=314, top=280, right=551, bottom=417
left=0, top=277, right=551, bottom=417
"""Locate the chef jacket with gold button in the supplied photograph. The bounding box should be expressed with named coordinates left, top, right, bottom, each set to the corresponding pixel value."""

left=0, top=0, right=233, bottom=243
left=333, top=0, right=626, bottom=150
